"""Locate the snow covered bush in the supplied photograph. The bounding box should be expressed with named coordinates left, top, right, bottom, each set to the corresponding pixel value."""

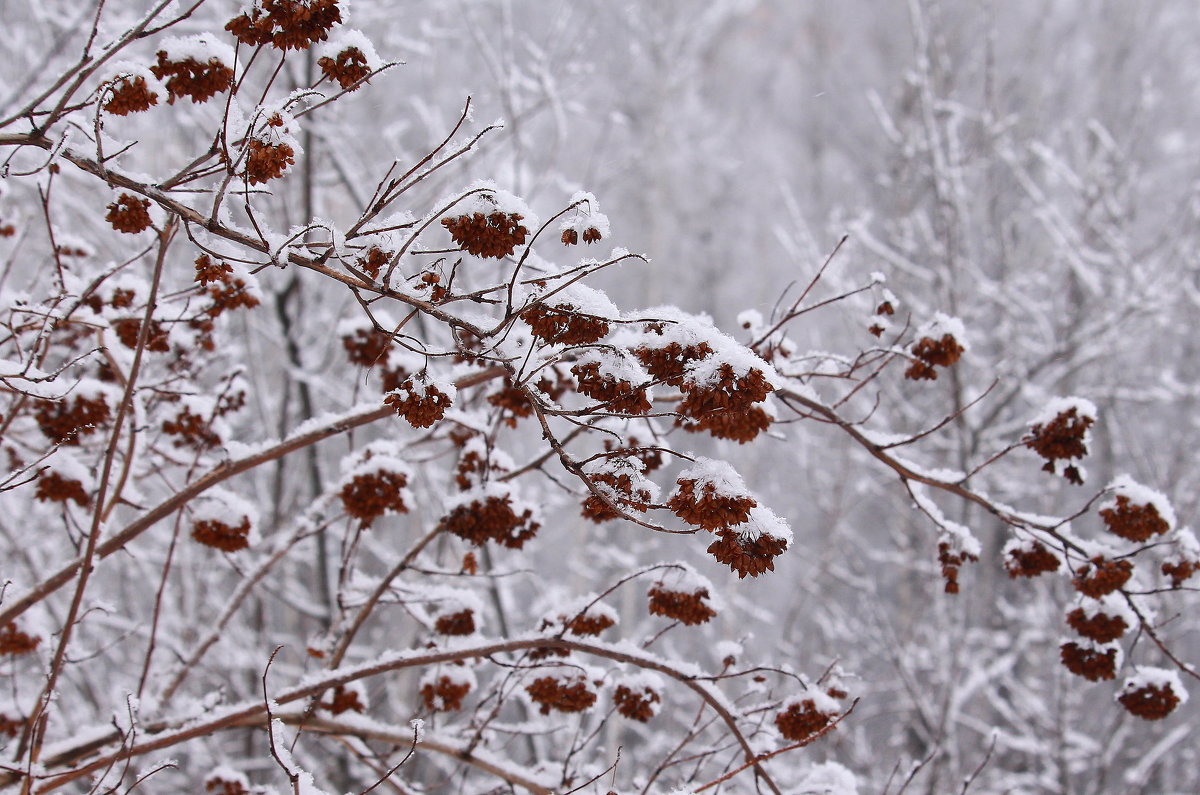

left=0, top=1, right=1195, bottom=793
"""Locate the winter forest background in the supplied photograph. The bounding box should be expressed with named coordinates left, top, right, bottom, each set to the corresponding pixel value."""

left=1, top=1, right=1199, bottom=793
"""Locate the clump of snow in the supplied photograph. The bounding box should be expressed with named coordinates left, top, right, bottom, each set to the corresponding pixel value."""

left=559, top=190, right=611, bottom=239
left=158, top=35, right=239, bottom=74
left=1029, top=395, right=1098, bottom=428
left=1072, top=594, right=1136, bottom=627
left=798, top=761, right=859, bottom=794
left=192, top=488, right=259, bottom=533
left=449, top=180, right=539, bottom=230
left=727, top=504, right=793, bottom=546
left=676, top=457, right=753, bottom=500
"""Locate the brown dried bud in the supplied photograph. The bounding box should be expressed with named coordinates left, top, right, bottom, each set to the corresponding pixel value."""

left=525, top=673, right=597, bottom=715
left=1100, top=496, right=1170, bottom=542
left=1004, top=540, right=1061, bottom=578
left=441, top=211, right=529, bottom=258
left=1059, top=641, right=1118, bottom=681
left=613, top=683, right=660, bottom=722
left=1072, top=557, right=1133, bottom=599
left=775, top=698, right=836, bottom=742
left=104, top=76, right=158, bottom=115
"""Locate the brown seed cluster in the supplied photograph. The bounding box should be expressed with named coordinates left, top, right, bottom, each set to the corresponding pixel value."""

left=113, top=318, right=171, bottom=352
left=340, top=469, right=409, bottom=527
left=707, top=530, right=788, bottom=579
left=105, top=194, right=152, bottom=233
left=775, top=699, right=835, bottom=742
left=434, top=609, right=476, bottom=636
left=1072, top=557, right=1133, bottom=599
left=1059, top=641, right=1118, bottom=681
left=354, top=246, right=390, bottom=279
left=525, top=674, right=597, bottom=715
left=0, top=713, right=22, bottom=738
left=1162, top=558, right=1198, bottom=588
left=195, top=256, right=261, bottom=316
left=488, top=382, right=534, bottom=427
left=635, top=340, right=714, bottom=387
left=342, top=326, right=392, bottom=367
left=35, top=471, right=90, bottom=507
left=581, top=470, right=654, bottom=523
left=937, top=541, right=978, bottom=595
left=1118, top=680, right=1182, bottom=720
left=205, top=772, right=249, bottom=795
left=318, top=46, right=372, bottom=89
left=613, top=684, right=660, bottom=722
left=442, top=211, right=529, bottom=258
left=421, top=674, right=471, bottom=711
left=562, top=611, right=615, bottom=637
left=677, top=364, right=773, bottom=443
left=1066, top=607, right=1128, bottom=643
left=438, top=494, right=540, bottom=549
left=904, top=334, right=964, bottom=381
left=1100, top=496, right=1170, bottom=542
left=667, top=478, right=756, bottom=531
left=384, top=380, right=453, bottom=429
left=0, top=622, right=40, bottom=656
left=561, top=226, right=603, bottom=245
left=523, top=303, right=610, bottom=345
left=1005, top=541, right=1061, bottom=578
left=192, top=517, right=252, bottom=552
left=318, top=684, right=366, bottom=715
left=571, top=361, right=651, bottom=415
left=226, top=0, right=342, bottom=50
left=647, top=582, right=717, bottom=625
left=162, top=405, right=221, bottom=450
left=104, top=76, right=158, bottom=115
left=245, top=139, right=295, bottom=185
left=35, top=393, right=111, bottom=445
left=1024, top=406, right=1094, bottom=486
left=151, top=52, right=234, bottom=104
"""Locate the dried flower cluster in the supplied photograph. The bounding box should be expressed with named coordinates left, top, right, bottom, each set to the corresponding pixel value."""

left=420, top=672, right=472, bottom=711
left=775, top=699, right=836, bottom=742
left=34, top=393, right=111, bottom=445
left=1100, top=495, right=1170, bottom=542
left=103, top=76, right=158, bottom=115
left=34, top=471, right=90, bottom=506
left=707, top=530, right=789, bottom=579
left=904, top=333, right=964, bottom=381
left=340, top=468, right=409, bottom=527
left=1072, top=557, right=1133, bottom=599
left=1060, top=641, right=1118, bottom=681
left=442, top=211, right=529, bottom=258
left=667, top=478, right=756, bottom=531
left=318, top=45, right=372, bottom=89
left=384, top=379, right=453, bottom=428
left=646, top=581, right=717, bottom=625
left=677, top=364, right=774, bottom=443
left=571, top=360, right=651, bottom=414
left=245, top=138, right=295, bottom=185
left=0, top=623, right=40, bottom=656
left=613, top=682, right=660, bottom=721
left=525, top=673, right=597, bottom=715
left=523, top=303, right=610, bottom=345
left=1004, top=539, right=1061, bottom=578
left=937, top=540, right=978, bottom=594
left=1024, top=403, right=1095, bottom=485
left=151, top=51, right=234, bottom=104
left=105, top=193, right=152, bottom=233
left=318, top=684, right=366, bottom=715
left=1065, top=606, right=1127, bottom=643
left=434, top=609, right=476, bottom=636
left=204, top=772, right=249, bottom=795
left=191, top=516, right=253, bottom=552
left=1118, top=674, right=1185, bottom=720
left=226, top=0, right=342, bottom=50
left=438, top=494, right=540, bottom=548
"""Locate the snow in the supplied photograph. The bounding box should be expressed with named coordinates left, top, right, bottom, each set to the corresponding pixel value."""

left=915, top=311, right=969, bottom=351
left=675, top=457, right=753, bottom=500
left=319, top=29, right=384, bottom=72
left=728, top=504, right=793, bottom=545
left=158, top=35, right=238, bottom=72
left=798, top=761, right=859, bottom=794
left=1029, top=395, right=1098, bottom=428
left=191, top=487, right=259, bottom=531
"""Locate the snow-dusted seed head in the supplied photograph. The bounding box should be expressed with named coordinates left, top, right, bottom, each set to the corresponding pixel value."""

left=1024, top=397, right=1098, bottom=485
left=34, top=381, right=114, bottom=445
left=190, top=490, right=258, bottom=552
left=1059, top=639, right=1121, bottom=681
left=384, top=376, right=455, bottom=429
left=419, top=665, right=476, bottom=712
left=667, top=458, right=757, bottom=531
left=1071, top=556, right=1133, bottom=599
left=647, top=567, right=719, bottom=625
left=338, top=451, right=412, bottom=527
left=437, top=487, right=540, bottom=548
left=524, top=669, right=599, bottom=715
left=442, top=211, right=528, bottom=259
left=1003, top=538, right=1061, bottom=578
left=105, top=194, right=152, bottom=234
left=204, top=766, right=250, bottom=795
left=1099, top=476, right=1176, bottom=542
left=1117, top=668, right=1188, bottom=720
left=0, top=622, right=40, bottom=657
left=612, top=671, right=663, bottom=722
left=317, top=682, right=367, bottom=715
left=150, top=37, right=236, bottom=104
left=317, top=30, right=381, bottom=89
left=1065, top=596, right=1134, bottom=643
left=101, top=65, right=162, bottom=115
left=775, top=691, right=841, bottom=742
left=226, top=0, right=344, bottom=51
left=1161, top=528, right=1200, bottom=588
left=904, top=314, right=967, bottom=381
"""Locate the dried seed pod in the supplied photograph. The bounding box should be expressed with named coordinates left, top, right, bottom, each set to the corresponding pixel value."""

left=105, top=194, right=152, bottom=234
left=525, top=671, right=597, bottom=715
left=0, top=622, right=40, bottom=656
left=1024, top=397, right=1097, bottom=485
left=1059, top=640, right=1120, bottom=681
left=775, top=693, right=840, bottom=742
left=1117, top=668, right=1188, bottom=720
left=1004, top=538, right=1061, bottom=578
left=1072, top=557, right=1133, bottom=599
